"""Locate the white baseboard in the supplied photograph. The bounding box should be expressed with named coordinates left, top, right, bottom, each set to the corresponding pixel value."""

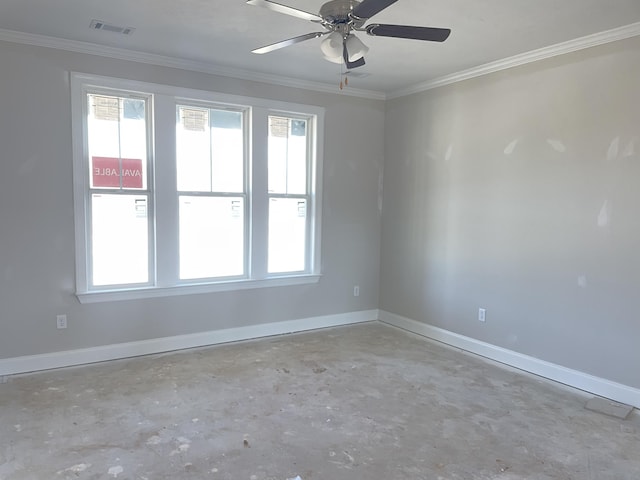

left=379, top=310, right=640, bottom=409
left=5, top=308, right=638, bottom=410
left=0, top=310, right=379, bottom=376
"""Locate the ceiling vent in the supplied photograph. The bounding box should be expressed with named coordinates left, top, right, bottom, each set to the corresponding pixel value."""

left=90, top=20, right=135, bottom=35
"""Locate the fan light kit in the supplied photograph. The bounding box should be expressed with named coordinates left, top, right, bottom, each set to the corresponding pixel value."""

left=247, top=0, right=451, bottom=83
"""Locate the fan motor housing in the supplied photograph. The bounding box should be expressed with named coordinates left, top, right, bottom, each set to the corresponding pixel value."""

left=319, top=0, right=360, bottom=25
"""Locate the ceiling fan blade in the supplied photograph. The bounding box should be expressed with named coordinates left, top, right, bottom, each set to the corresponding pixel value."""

left=366, top=24, right=451, bottom=42
left=246, top=0, right=322, bottom=22
left=343, top=43, right=366, bottom=69
left=352, top=0, right=398, bottom=19
left=252, top=32, right=325, bottom=54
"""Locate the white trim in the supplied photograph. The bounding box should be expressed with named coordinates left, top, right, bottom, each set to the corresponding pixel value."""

left=310, top=111, right=324, bottom=276
left=0, top=310, right=379, bottom=376
left=72, top=72, right=331, bottom=112
left=71, top=73, right=326, bottom=301
left=77, top=274, right=322, bottom=304
left=388, top=21, right=640, bottom=99
left=2, top=22, right=640, bottom=101
left=379, top=311, right=640, bottom=409
left=0, top=28, right=384, bottom=101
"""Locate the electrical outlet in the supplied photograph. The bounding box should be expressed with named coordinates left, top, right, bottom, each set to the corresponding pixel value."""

left=56, top=314, right=67, bottom=329
left=478, top=308, right=486, bottom=322
left=353, top=285, right=360, bottom=297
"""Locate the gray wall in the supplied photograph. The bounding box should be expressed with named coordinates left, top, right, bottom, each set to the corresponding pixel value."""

left=0, top=40, right=383, bottom=359
left=381, top=36, right=640, bottom=389
left=3, top=32, right=638, bottom=392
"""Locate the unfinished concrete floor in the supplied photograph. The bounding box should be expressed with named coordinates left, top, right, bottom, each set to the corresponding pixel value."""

left=1, top=322, right=638, bottom=479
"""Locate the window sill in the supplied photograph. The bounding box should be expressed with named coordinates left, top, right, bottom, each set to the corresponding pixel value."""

left=76, top=274, right=321, bottom=304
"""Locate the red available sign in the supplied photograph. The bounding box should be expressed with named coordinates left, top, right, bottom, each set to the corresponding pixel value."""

left=92, top=156, right=143, bottom=188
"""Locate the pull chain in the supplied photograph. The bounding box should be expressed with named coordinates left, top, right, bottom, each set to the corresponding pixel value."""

left=339, top=61, right=349, bottom=90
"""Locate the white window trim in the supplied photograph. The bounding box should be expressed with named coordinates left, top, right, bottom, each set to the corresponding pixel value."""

left=71, top=73, right=324, bottom=304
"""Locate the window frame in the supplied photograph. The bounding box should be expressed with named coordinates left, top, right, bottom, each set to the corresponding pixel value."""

left=71, top=73, right=324, bottom=303
left=174, top=102, right=250, bottom=283
left=83, top=90, right=155, bottom=290
left=266, top=112, right=315, bottom=276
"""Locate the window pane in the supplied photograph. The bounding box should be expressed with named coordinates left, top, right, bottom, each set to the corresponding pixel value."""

left=176, top=106, right=244, bottom=193
left=176, top=107, right=211, bottom=191
left=91, top=194, right=149, bottom=286
left=268, top=198, right=307, bottom=273
left=268, top=116, right=308, bottom=195
left=179, top=196, right=244, bottom=279
left=211, top=111, right=243, bottom=192
left=87, top=95, right=147, bottom=190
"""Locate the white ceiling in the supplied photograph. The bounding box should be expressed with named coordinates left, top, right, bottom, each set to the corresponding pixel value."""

left=1, top=0, right=640, bottom=96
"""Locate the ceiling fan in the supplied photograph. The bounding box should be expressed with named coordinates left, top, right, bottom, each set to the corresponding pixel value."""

left=247, top=0, right=451, bottom=69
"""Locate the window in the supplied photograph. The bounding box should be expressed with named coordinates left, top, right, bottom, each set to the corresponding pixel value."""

left=176, top=106, right=246, bottom=280
left=86, top=93, right=152, bottom=288
left=268, top=116, right=310, bottom=273
left=71, top=74, right=323, bottom=302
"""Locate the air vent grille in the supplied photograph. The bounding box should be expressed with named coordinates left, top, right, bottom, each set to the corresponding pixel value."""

left=90, top=20, right=135, bottom=35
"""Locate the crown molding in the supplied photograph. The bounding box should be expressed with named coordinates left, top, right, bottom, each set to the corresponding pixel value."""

left=0, top=28, right=386, bottom=101
left=388, top=21, right=640, bottom=99
left=3, top=21, right=640, bottom=102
